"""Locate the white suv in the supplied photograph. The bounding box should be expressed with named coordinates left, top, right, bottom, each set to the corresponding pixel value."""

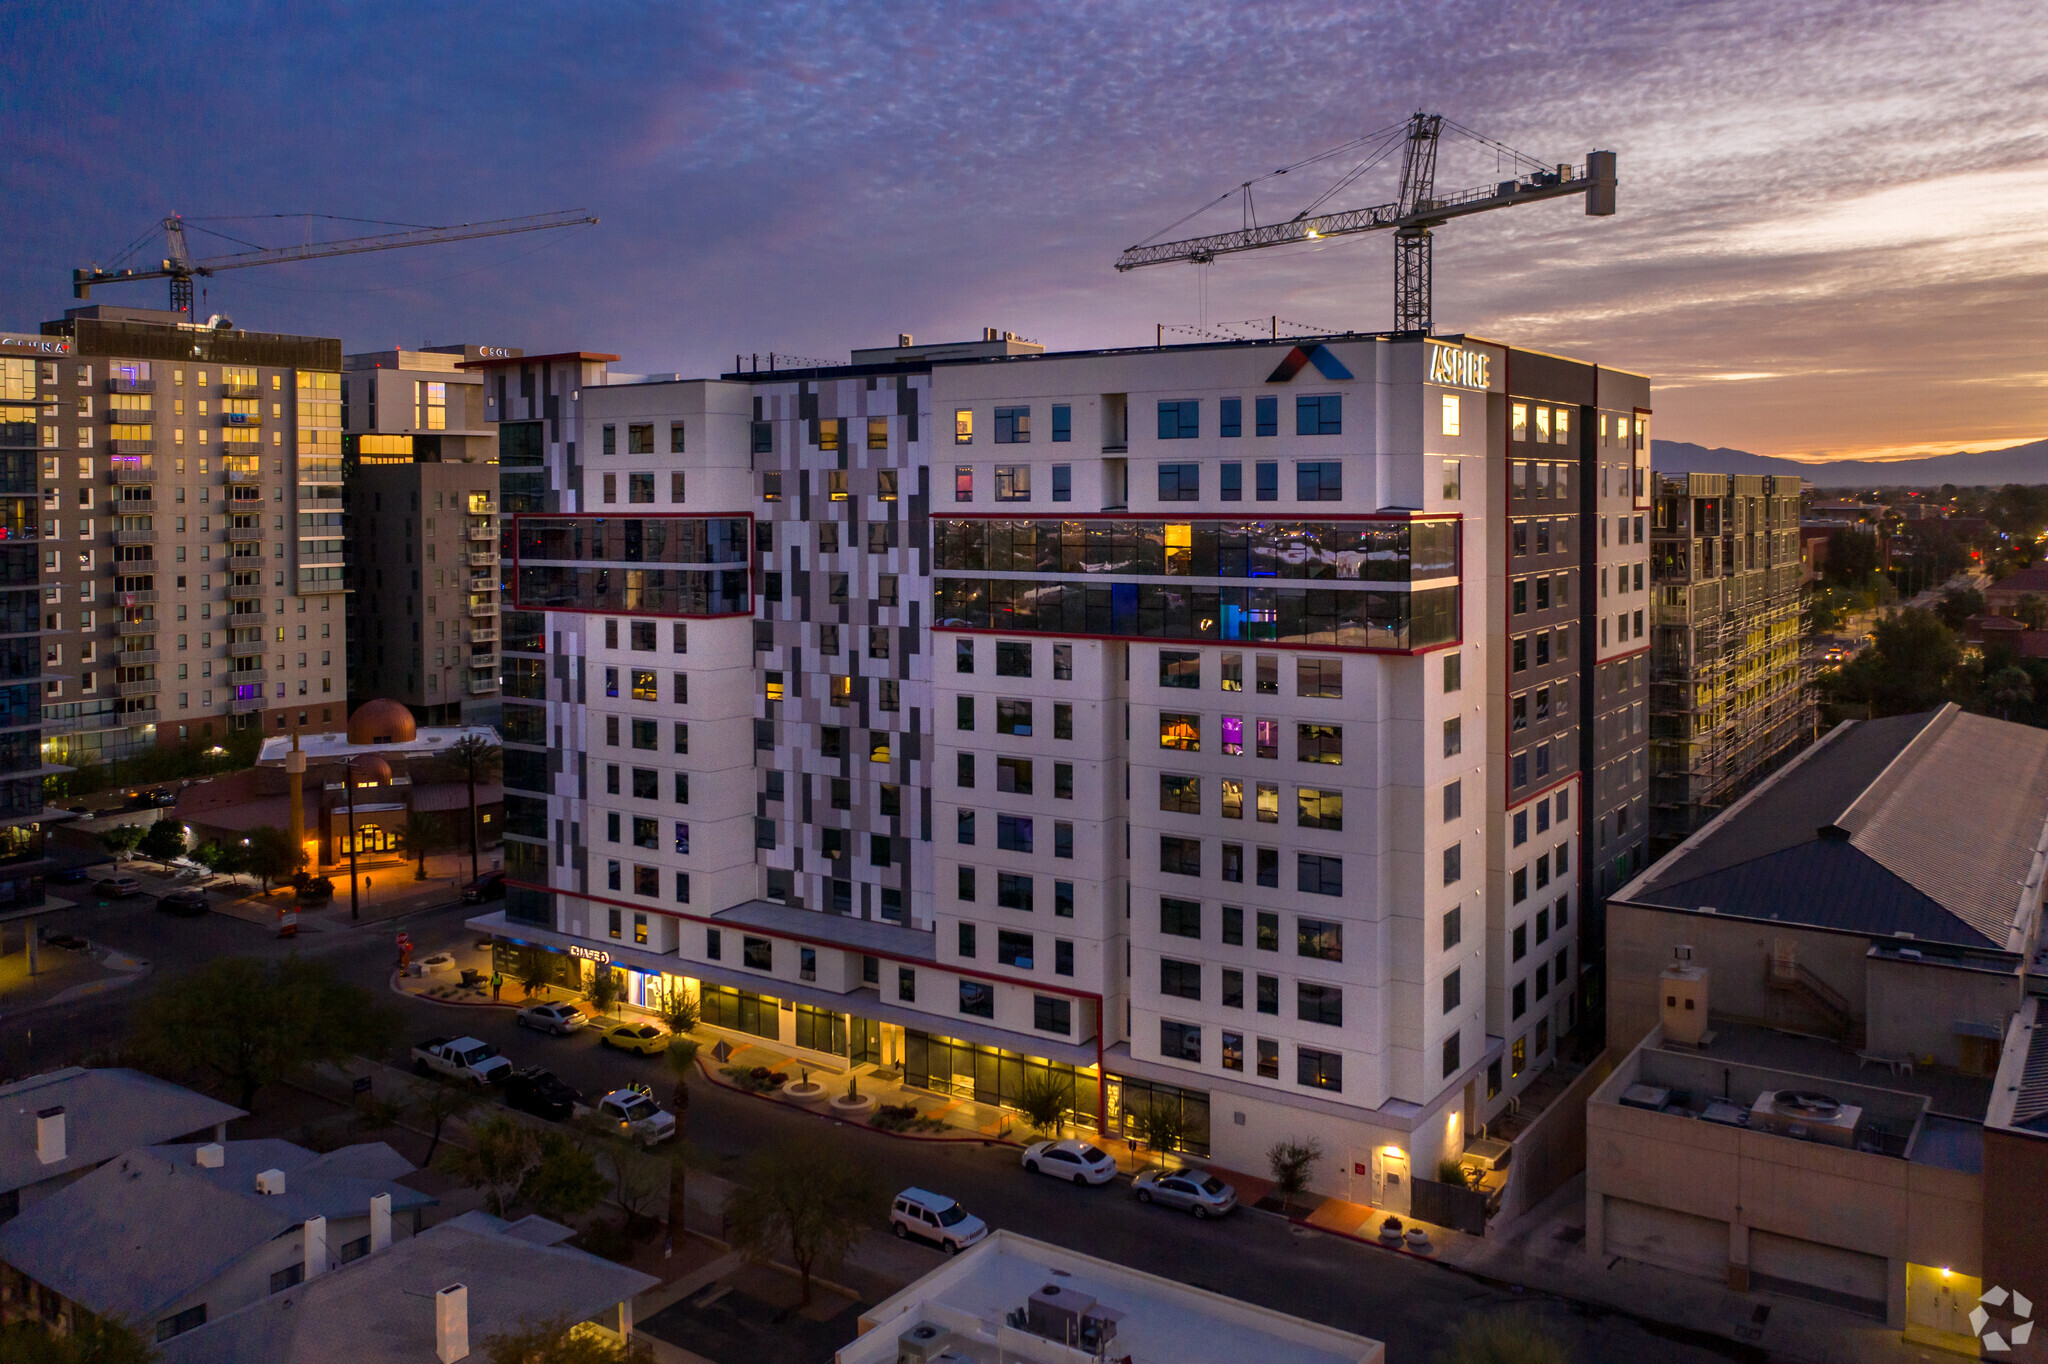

left=596, top=1089, right=675, bottom=1147
left=889, top=1188, right=988, bottom=1255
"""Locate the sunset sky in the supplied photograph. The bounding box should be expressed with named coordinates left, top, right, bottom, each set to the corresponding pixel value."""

left=5, top=1, right=2043, bottom=462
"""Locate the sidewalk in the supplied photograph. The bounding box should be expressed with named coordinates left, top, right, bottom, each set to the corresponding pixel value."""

left=209, top=850, right=489, bottom=933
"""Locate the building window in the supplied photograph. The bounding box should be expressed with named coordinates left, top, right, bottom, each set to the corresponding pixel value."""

left=1297, top=1047, right=1341, bottom=1091
left=994, top=406, right=1030, bottom=443
left=1159, top=712, right=1199, bottom=751
left=1296, top=657, right=1342, bottom=698
left=1298, top=918, right=1342, bottom=961
left=1157, top=400, right=1199, bottom=440
left=1035, top=996, right=1072, bottom=1034
left=1160, top=836, right=1201, bottom=876
left=959, top=981, right=995, bottom=1018
left=1160, top=1020, right=1201, bottom=1061
left=1443, top=1031, right=1462, bottom=1078
left=1296, top=853, right=1342, bottom=896
left=996, top=814, right=1033, bottom=852
left=998, top=930, right=1035, bottom=969
left=954, top=465, right=973, bottom=502
left=955, top=410, right=974, bottom=444
left=1297, top=982, right=1342, bottom=1026
left=995, top=465, right=1031, bottom=501
left=1296, top=394, right=1341, bottom=436
left=1296, top=788, right=1342, bottom=831
left=997, top=872, right=1034, bottom=911
left=1443, top=842, right=1462, bottom=885
left=1158, top=462, right=1199, bottom=501
left=1221, top=1032, right=1244, bottom=1070
left=996, top=640, right=1032, bottom=677
left=1254, top=396, right=1278, bottom=437
left=1160, top=957, right=1201, bottom=1000
left=1443, top=967, right=1462, bottom=1013
left=1160, top=896, right=1201, bottom=938
left=1221, top=462, right=1243, bottom=501
left=1296, top=461, right=1342, bottom=501
left=1441, top=393, right=1461, bottom=436
left=1220, top=397, right=1242, bottom=438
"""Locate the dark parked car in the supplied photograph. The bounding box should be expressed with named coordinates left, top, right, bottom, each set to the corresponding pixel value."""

left=156, top=889, right=209, bottom=917
left=460, top=871, right=505, bottom=904
left=504, top=1067, right=580, bottom=1122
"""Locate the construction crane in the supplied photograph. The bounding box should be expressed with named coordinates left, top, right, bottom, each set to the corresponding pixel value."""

left=73, top=209, right=600, bottom=314
left=1116, top=112, right=1615, bottom=333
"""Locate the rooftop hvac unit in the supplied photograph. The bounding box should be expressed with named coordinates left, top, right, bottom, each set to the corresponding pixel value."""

left=1748, top=1090, right=1862, bottom=1147
left=896, top=1322, right=958, bottom=1364
left=1460, top=1137, right=1513, bottom=1172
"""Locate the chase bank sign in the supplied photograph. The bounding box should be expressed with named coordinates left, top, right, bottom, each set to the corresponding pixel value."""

left=1427, top=342, right=1489, bottom=390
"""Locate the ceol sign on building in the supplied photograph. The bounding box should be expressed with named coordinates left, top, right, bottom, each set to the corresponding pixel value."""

left=1427, top=342, right=1490, bottom=390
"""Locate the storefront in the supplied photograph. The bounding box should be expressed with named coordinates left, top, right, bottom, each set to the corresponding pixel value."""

left=701, top=983, right=782, bottom=1041
left=904, top=1030, right=1101, bottom=1133
left=1104, top=1075, right=1212, bottom=1157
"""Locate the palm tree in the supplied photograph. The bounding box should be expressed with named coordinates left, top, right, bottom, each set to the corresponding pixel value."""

left=397, top=811, right=447, bottom=881
left=443, top=733, right=502, bottom=882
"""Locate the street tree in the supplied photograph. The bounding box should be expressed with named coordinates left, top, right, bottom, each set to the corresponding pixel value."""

left=442, top=733, right=502, bottom=882
left=441, top=1116, right=540, bottom=1218
left=409, top=1084, right=477, bottom=1165
left=1935, top=586, right=1987, bottom=632
left=1015, top=1072, right=1073, bottom=1138
left=2019, top=593, right=2048, bottom=632
left=662, top=1032, right=701, bottom=1240
left=1267, top=1138, right=1325, bottom=1214
left=137, top=817, right=186, bottom=866
left=1132, top=1096, right=1187, bottom=1167
left=129, top=956, right=397, bottom=1113
left=1822, top=607, right=1963, bottom=718
left=1986, top=665, right=2035, bottom=722
left=243, top=826, right=305, bottom=892
left=516, top=949, right=551, bottom=998
left=518, top=1131, right=608, bottom=1223
left=481, top=1315, right=651, bottom=1364
left=723, top=1136, right=880, bottom=1308
left=586, top=965, right=620, bottom=1016
left=97, top=824, right=144, bottom=861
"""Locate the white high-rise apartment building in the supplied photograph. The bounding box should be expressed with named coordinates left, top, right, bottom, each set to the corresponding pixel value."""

left=471, top=331, right=1651, bottom=1203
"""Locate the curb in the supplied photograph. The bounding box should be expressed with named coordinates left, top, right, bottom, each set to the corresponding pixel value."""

left=697, top=1057, right=1036, bottom=1153
left=387, top=968, right=524, bottom=1009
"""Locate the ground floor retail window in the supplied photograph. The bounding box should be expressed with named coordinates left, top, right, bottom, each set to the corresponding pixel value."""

left=904, top=1031, right=1100, bottom=1131
left=491, top=940, right=581, bottom=992
left=1104, top=1075, right=1211, bottom=1156
left=701, top=984, right=781, bottom=1041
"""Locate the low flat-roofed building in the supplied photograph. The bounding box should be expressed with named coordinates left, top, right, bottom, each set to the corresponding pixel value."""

left=1982, top=998, right=2048, bottom=1362
left=1587, top=1019, right=1985, bottom=1340
left=840, top=1229, right=1383, bottom=1364
left=0, top=1068, right=242, bottom=1221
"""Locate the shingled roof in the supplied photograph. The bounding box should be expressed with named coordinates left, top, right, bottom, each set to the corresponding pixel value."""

left=1625, top=705, right=2048, bottom=951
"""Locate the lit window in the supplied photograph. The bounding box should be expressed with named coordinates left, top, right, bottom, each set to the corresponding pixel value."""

left=1441, top=393, right=1460, bottom=437
left=955, top=409, right=974, bottom=444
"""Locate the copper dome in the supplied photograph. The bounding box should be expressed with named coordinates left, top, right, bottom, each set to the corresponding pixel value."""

left=351, top=755, right=393, bottom=786
left=347, top=699, right=417, bottom=746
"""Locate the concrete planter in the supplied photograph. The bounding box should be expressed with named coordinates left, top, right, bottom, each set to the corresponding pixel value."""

left=829, top=1093, right=876, bottom=1117
left=781, top=1079, right=828, bottom=1103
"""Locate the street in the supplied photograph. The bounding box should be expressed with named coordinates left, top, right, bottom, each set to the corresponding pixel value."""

left=2, top=892, right=1749, bottom=1364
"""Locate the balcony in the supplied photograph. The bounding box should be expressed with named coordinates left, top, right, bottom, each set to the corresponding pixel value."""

left=106, top=378, right=155, bottom=395
left=107, top=559, right=158, bottom=576
left=301, top=497, right=343, bottom=513
left=466, top=675, right=500, bottom=696
left=120, top=705, right=159, bottom=724
left=221, top=412, right=262, bottom=427
left=111, top=491, right=155, bottom=510
left=109, top=464, right=158, bottom=485
left=469, top=651, right=500, bottom=671
left=42, top=712, right=118, bottom=735
left=468, top=599, right=495, bottom=617
left=468, top=500, right=497, bottom=515
left=115, top=618, right=159, bottom=637
left=118, top=649, right=160, bottom=666
left=227, top=669, right=268, bottom=687
left=220, top=382, right=259, bottom=399
left=224, top=523, right=263, bottom=543
left=297, top=578, right=347, bottom=595
left=228, top=638, right=266, bottom=658
left=112, top=528, right=157, bottom=546
left=106, top=439, right=155, bottom=457
left=468, top=525, right=495, bottom=541
left=224, top=468, right=262, bottom=484
left=226, top=582, right=266, bottom=601
left=229, top=695, right=267, bottom=714
left=115, top=677, right=160, bottom=698
left=467, top=550, right=495, bottom=568
left=111, top=589, right=159, bottom=605
left=466, top=625, right=498, bottom=644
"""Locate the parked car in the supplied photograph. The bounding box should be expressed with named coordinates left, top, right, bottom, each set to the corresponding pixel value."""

left=155, top=889, right=209, bottom=917
left=460, top=871, right=506, bottom=904
left=1021, top=1139, right=1118, bottom=1185
left=889, top=1188, right=988, bottom=1254
left=595, top=1088, right=675, bottom=1147
left=596, top=1020, right=669, bottom=1055
left=1132, top=1168, right=1236, bottom=1219
left=504, top=1066, right=580, bottom=1122
left=411, top=1036, right=512, bottom=1086
left=515, top=1002, right=588, bottom=1036
left=93, top=875, right=144, bottom=898
left=48, top=863, right=90, bottom=884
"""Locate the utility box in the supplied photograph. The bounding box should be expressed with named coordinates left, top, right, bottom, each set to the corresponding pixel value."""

left=1661, top=946, right=1710, bottom=1046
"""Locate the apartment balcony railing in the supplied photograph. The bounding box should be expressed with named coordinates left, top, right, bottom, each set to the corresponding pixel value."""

left=110, top=589, right=159, bottom=605
left=228, top=638, right=266, bottom=658
left=466, top=625, right=498, bottom=644
left=226, top=668, right=268, bottom=687
left=226, top=582, right=266, bottom=601
left=224, top=523, right=263, bottom=543
left=109, top=464, right=157, bottom=485
left=220, top=382, right=260, bottom=399
left=107, top=559, right=158, bottom=576
left=107, top=378, right=155, bottom=395
left=229, top=695, right=267, bottom=714
left=111, top=528, right=157, bottom=546
left=466, top=675, right=500, bottom=696
left=468, top=524, right=495, bottom=541
left=467, top=550, right=495, bottom=567
left=115, top=677, right=160, bottom=698
left=106, top=439, right=155, bottom=456
left=117, top=649, right=160, bottom=666
left=224, top=468, right=262, bottom=484
left=115, top=618, right=159, bottom=637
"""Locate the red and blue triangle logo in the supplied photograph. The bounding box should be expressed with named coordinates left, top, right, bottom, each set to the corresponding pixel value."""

left=1266, top=344, right=1354, bottom=384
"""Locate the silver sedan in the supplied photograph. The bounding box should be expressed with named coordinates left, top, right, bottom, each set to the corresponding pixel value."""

left=515, top=1002, right=588, bottom=1035
left=1132, top=1168, right=1237, bottom=1218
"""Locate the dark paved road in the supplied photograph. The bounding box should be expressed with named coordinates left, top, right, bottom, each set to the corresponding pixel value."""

left=6, top=894, right=1751, bottom=1364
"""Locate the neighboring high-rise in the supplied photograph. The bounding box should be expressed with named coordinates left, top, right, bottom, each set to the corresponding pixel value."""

left=26, top=306, right=344, bottom=761
left=467, top=330, right=1653, bottom=1199
left=341, top=345, right=507, bottom=725
left=0, top=334, right=51, bottom=909
left=1645, top=472, right=1811, bottom=856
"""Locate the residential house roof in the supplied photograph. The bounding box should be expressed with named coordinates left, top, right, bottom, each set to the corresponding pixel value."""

left=0, top=1140, right=432, bottom=1325
left=156, top=1212, right=658, bottom=1363
left=0, top=1068, right=242, bottom=1196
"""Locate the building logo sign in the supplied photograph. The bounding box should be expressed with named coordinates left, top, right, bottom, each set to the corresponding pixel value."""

left=0, top=334, right=71, bottom=354
left=1427, top=342, right=1489, bottom=390
left=1266, top=343, right=1354, bottom=384
left=569, top=945, right=612, bottom=964
left=478, top=347, right=513, bottom=358
left=1971, top=1285, right=2033, bottom=1351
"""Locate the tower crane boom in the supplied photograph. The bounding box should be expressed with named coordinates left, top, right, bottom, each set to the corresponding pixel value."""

left=74, top=209, right=600, bottom=314
left=1116, top=113, right=1615, bottom=333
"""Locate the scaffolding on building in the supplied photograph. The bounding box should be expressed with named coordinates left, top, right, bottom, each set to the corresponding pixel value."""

left=1648, top=473, right=1817, bottom=856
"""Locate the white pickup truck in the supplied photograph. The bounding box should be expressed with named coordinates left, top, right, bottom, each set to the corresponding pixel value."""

left=412, top=1036, right=512, bottom=1086
left=595, top=1088, right=676, bottom=1147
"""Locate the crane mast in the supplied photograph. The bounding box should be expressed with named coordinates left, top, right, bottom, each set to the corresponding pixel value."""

left=1116, top=112, right=1616, bottom=334
left=74, top=210, right=599, bottom=314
